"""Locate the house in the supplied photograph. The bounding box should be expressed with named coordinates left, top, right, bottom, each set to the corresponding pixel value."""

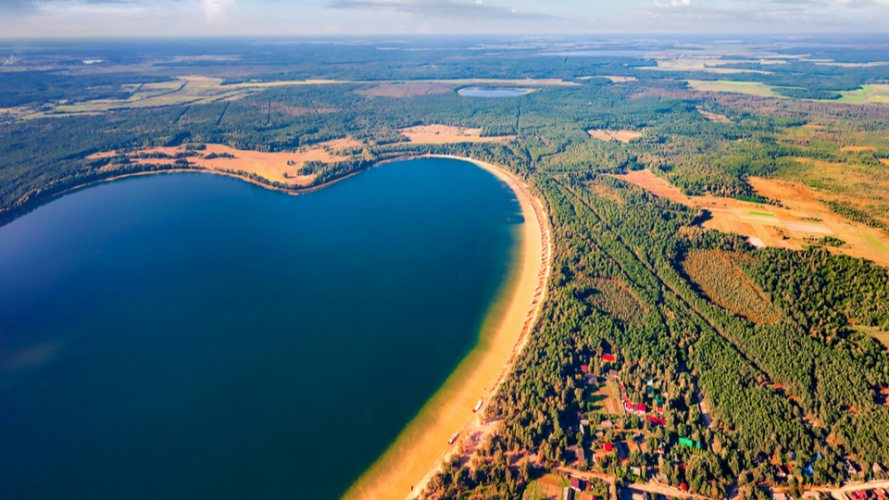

left=680, top=483, right=688, bottom=492
left=636, top=403, right=647, bottom=414
left=679, top=437, right=694, bottom=448
left=657, top=406, right=665, bottom=414
left=604, top=443, right=613, bottom=452
left=602, top=354, right=615, bottom=363
left=874, top=463, right=885, bottom=474
left=608, top=369, right=619, bottom=379
left=577, top=447, right=586, bottom=464
left=775, top=465, right=788, bottom=478
left=624, top=401, right=634, bottom=412
left=570, top=478, right=585, bottom=491
left=563, top=487, right=575, bottom=500
left=616, top=442, right=629, bottom=462
left=849, top=491, right=868, bottom=500
left=602, top=420, right=613, bottom=429
left=846, top=459, right=861, bottom=475
left=873, top=490, right=887, bottom=500
left=773, top=493, right=788, bottom=500
left=802, top=491, right=822, bottom=499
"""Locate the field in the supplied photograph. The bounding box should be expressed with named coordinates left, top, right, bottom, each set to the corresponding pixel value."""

left=832, top=84, right=889, bottom=104
left=89, top=139, right=360, bottom=185
left=614, top=170, right=889, bottom=267
left=587, top=129, right=642, bottom=143
left=641, top=59, right=772, bottom=74
left=686, top=80, right=780, bottom=98
left=356, top=82, right=456, bottom=98
left=522, top=475, right=567, bottom=500
left=398, top=125, right=515, bottom=145
left=47, top=77, right=255, bottom=116
left=680, top=250, right=781, bottom=324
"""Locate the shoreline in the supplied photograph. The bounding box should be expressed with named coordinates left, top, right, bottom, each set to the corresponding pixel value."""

left=2, top=154, right=552, bottom=500
left=341, top=155, right=551, bottom=500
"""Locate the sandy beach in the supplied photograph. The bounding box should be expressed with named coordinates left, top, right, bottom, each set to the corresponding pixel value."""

left=341, top=155, right=550, bottom=500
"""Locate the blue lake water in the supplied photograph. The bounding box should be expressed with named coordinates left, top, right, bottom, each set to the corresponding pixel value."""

left=0, top=158, right=523, bottom=500
left=458, top=88, right=532, bottom=98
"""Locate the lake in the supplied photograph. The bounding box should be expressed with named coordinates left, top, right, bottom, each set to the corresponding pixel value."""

left=458, top=88, right=532, bottom=98
left=0, top=158, right=523, bottom=500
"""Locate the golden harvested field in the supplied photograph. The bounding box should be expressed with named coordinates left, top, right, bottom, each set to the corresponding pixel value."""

left=398, top=125, right=515, bottom=145
left=613, top=169, right=889, bottom=267
left=680, top=250, right=781, bottom=324
left=587, top=129, right=642, bottom=143
left=641, top=60, right=772, bottom=74
left=356, top=82, right=456, bottom=97
left=89, top=138, right=361, bottom=186
left=579, top=76, right=638, bottom=83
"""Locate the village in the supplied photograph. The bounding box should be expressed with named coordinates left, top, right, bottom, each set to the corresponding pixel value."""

left=503, top=350, right=889, bottom=500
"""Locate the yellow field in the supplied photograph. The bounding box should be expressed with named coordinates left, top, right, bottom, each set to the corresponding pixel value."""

left=640, top=59, right=772, bottom=74
left=686, top=80, right=780, bottom=98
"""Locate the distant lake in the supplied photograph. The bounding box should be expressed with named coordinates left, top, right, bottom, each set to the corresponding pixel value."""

left=540, top=50, right=652, bottom=57
left=0, top=158, right=522, bottom=500
left=458, top=87, right=532, bottom=97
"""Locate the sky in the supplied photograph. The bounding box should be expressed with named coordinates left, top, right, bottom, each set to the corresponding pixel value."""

left=0, top=0, right=887, bottom=38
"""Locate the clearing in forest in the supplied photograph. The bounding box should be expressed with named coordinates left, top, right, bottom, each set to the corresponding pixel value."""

left=587, top=129, right=642, bottom=143
left=613, top=170, right=889, bottom=267
left=696, top=106, right=732, bottom=123
left=680, top=250, right=781, bottom=325
left=398, top=125, right=515, bottom=145
left=686, top=80, right=779, bottom=98
left=575, top=278, right=644, bottom=326
left=88, top=138, right=362, bottom=186
left=356, top=82, right=456, bottom=98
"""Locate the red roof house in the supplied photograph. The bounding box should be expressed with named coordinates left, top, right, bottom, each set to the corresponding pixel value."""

left=636, top=403, right=647, bottom=413
left=680, top=483, right=688, bottom=492
left=602, top=354, right=615, bottom=362
left=657, top=406, right=664, bottom=414
left=604, top=443, right=613, bottom=452
left=581, top=364, right=589, bottom=372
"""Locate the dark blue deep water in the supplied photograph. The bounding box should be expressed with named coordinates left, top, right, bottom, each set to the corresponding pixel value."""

left=0, top=158, right=522, bottom=500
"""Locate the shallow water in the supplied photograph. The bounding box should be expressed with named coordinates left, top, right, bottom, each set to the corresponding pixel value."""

left=0, top=158, right=522, bottom=500
left=458, top=88, right=532, bottom=98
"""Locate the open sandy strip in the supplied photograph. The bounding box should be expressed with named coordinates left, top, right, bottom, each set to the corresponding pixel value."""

left=613, top=170, right=889, bottom=266
left=840, top=146, right=876, bottom=152
left=341, top=156, right=551, bottom=500
left=397, top=125, right=515, bottom=146
left=587, top=129, right=643, bottom=143
left=696, top=106, right=732, bottom=123
left=89, top=139, right=362, bottom=186
left=748, top=237, right=766, bottom=249
left=356, top=82, right=457, bottom=98
left=578, top=76, right=638, bottom=83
